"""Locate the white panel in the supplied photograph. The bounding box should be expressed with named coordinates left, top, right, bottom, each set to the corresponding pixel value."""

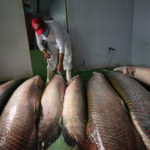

left=67, top=0, right=134, bottom=69
left=0, top=0, right=33, bottom=81
left=132, top=0, right=150, bottom=66
left=30, top=0, right=52, bottom=14
left=30, top=0, right=37, bottom=14
left=49, top=0, right=67, bottom=29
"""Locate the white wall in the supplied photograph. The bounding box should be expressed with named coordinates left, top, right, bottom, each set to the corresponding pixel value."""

left=30, top=0, right=37, bottom=14
left=131, top=0, right=150, bottom=66
left=49, top=0, right=67, bottom=30
left=0, top=0, right=33, bottom=81
left=30, top=0, right=51, bottom=15
left=40, top=0, right=51, bottom=14
left=67, top=0, right=134, bottom=69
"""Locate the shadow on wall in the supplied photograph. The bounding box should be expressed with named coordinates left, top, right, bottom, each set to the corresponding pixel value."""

left=71, top=30, right=88, bottom=70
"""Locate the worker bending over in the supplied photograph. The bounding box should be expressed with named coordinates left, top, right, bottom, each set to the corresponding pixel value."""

left=32, top=17, right=72, bottom=83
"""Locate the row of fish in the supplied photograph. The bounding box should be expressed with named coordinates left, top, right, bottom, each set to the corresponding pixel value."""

left=38, top=75, right=96, bottom=150
left=0, top=75, right=93, bottom=150
left=0, top=66, right=150, bottom=149
left=87, top=72, right=145, bottom=150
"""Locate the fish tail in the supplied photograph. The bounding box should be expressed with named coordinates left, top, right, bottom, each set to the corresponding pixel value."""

left=39, top=124, right=62, bottom=149
left=62, top=127, right=76, bottom=147
left=49, top=124, right=62, bottom=145
left=77, top=138, right=98, bottom=150
left=34, top=76, right=44, bottom=89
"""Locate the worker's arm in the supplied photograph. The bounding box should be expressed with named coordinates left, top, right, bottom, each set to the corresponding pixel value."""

left=35, top=33, right=50, bottom=59
left=55, top=38, right=65, bottom=72
left=57, top=53, right=64, bottom=73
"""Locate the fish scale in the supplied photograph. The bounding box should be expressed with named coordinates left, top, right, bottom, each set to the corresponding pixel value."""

left=87, top=72, right=145, bottom=150
left=104, top=71, right=150, bottom=149
left=0, top=76, right=43, bottom=150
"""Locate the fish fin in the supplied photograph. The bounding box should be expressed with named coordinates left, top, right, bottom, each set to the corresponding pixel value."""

left=77, top=138, right=98, bottom=150
left=35, top=76, right=44, bottom=89
left=62, top=126, right=76, bottom=147
left=39, top=124, right=62, bottom=149
left=125, top=66, right=136, bottom=77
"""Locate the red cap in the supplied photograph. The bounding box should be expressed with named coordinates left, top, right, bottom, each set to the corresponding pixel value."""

left=32, top=17, right=46, bottom=36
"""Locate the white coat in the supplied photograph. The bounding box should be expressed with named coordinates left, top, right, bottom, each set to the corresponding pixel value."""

left=35, top=20, right=72, bottom=71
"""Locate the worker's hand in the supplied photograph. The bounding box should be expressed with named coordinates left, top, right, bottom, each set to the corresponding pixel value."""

left=57, top=63, right=63, bottom=73
left=43, top=50, right=51, bottom=59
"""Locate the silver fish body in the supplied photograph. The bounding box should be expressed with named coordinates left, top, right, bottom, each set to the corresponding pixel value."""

left=38, top=75, right=65, bottom=149
left=114, top=66, right=150, bottom=86
left=104, top=71, right=150, bottom=149
left=87, top=72, right=145, bottom=150
left=62, top=75, right=86, bottom=147
left=0, top=79, right=22, bottom=114
left=0, top=76, right=44, bottom=150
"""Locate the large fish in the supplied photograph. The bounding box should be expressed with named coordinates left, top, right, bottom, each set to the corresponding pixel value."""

left=0, top=79, right=22, bottom=114
left=114, top=66, right=150, bottom=87
left=0, top=76, right=44, bottom=150
left=38, top=75, right=66, bottom=149
left=62, top=75, right=97, bottom=150
left=87, top=72, right=145, bottom=150
left=62, top=75, right=86, bottom=147
left=104, top=71, right=150, bottom=149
